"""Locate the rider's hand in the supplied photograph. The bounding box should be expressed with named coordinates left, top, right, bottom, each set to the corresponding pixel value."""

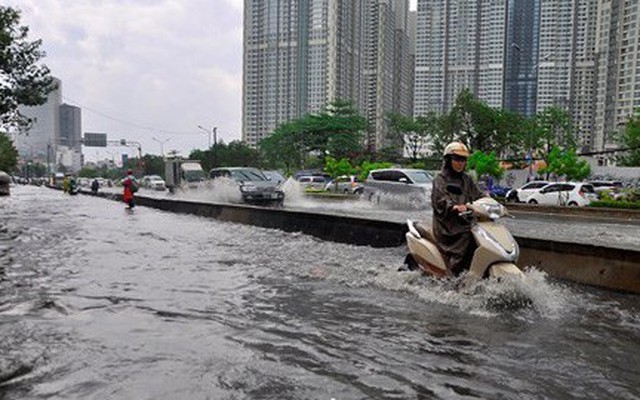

left=452, top=204, right=468, bottom=213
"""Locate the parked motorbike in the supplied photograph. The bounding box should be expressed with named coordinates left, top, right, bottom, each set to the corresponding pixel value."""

left=405, top=185, right=524, bottom=289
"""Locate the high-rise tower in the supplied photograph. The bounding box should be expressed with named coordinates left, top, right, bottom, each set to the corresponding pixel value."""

left=594, top=0, right=640, bottom=152
left=414, top=0, right=632, bottom=153
left=243, top=0, right=414, bottom=151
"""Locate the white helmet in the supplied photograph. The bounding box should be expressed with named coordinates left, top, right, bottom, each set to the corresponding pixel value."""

left=444, top=142, right=470, bottom=158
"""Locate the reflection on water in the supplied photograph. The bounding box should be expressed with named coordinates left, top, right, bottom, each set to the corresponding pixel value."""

left=1, top=186, right=639, bottom=399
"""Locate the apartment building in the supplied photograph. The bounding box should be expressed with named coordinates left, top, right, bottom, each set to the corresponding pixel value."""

left=243, top=0, right=414, bottom=151
left=594, top=0, right=640, bottom=152
left=414, top=0, right=509, bottom=116
left=415, top=0, right=638, bottom=153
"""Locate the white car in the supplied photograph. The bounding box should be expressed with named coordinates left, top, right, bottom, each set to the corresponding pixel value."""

left=527, top=182, right=598, bottom=206
left=142, top=175, right=167, bottom=191
left=505, top=181, right=549, bottom=203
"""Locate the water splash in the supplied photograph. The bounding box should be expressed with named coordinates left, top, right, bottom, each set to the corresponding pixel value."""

left=282, top=243, right=573, bottom=320
left=174, top=179, right=243, bottom=204
left=365, top=190, right=432, bottom=210
left=280, top=178, right=306, bottom=206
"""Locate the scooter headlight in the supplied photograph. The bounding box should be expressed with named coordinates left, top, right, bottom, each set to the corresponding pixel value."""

left=482, top=203, right=503, bottom=220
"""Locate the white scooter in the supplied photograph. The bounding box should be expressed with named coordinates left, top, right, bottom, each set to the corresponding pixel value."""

left=405, top=185, right=524, bottom=289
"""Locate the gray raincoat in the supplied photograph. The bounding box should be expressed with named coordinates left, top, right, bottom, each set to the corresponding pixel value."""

left=430, top=166, right=484, bottom=275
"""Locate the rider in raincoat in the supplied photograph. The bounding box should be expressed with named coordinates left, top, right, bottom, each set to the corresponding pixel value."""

left=431, top=142, right=484, bottom=276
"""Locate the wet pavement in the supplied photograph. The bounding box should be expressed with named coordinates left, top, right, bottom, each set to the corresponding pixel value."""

left=1, top=185, right=639, bottom=399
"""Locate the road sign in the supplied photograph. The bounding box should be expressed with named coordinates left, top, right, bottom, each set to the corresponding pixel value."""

left=83, top=133, right=107, bottom=147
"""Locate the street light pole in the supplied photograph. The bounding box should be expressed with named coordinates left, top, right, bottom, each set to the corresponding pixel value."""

left=152, top=137, right=170, bottom=157
left=197, top=125, right=212, bottom=149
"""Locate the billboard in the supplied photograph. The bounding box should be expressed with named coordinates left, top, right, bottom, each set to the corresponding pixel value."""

left=83, top=132, right=107, bottom=147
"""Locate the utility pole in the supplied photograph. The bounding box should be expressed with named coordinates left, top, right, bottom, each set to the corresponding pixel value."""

left=197, top=125, right=218, bottom=168
left=212, top=127, right=217, bottom=168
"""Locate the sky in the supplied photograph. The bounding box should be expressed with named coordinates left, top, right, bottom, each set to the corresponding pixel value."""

left=6, top=0, right=417, bottom=162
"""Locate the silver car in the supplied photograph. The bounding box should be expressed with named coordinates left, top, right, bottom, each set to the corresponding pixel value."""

left=363, top=168, right=434, bottom=207
left=209, top=167, right=285, bottom=204
left=325, top=175, right=364, bottom=194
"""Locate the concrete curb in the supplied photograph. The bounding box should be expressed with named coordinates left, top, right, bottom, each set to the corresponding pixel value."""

left=507, top=203, right=640, bottom=222
left=304, top=192, right=640, bottom=222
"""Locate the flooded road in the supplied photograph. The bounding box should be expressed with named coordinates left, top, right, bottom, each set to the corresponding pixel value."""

left=1, top=185, right=639, bottom=399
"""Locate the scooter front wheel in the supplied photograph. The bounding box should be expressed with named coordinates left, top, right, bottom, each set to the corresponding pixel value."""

left=403, top=254, right=420, bottom=271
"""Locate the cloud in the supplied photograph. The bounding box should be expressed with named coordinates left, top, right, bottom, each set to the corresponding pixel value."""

left=5, top=0, right=244, bottom=159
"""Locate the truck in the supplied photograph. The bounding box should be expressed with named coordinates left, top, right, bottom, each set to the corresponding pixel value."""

left=164, top=158, right=205, bottom=191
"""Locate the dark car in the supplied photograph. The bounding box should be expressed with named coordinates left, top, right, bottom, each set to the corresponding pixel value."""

left=209, top=167, right=284, bottom=204
left=489, top=184, right=512, bottom=198
left=263, top=170, right=287, bottom=186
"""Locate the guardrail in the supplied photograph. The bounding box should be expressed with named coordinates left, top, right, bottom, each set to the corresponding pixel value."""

left=86, top=190, right=640, bottom=294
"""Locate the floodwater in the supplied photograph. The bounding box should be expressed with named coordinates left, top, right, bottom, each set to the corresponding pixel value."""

left=1, top=185, right=639, bottom=399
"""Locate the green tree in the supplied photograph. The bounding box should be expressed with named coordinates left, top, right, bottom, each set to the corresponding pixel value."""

left=140, top=154, right=165, bottom=177
left=533, top=106, right=575, bottom=158
left=259, top=120, right=305, bottom=174
left=0, top=131, right=18, bottom=171
left=425, top=111, right=456, bottom=156
left=218, top=140, right=263, bottom=168
left=617, top=110, right=640, bottom=167
left=190, top=140, right=263, bottom=172
left=1, top=6, right=57, bottom=129
left=541, top=147, right=590, bottom=181
left=388, top=112, right=429, bottom=162
left=467, top=151, right=504, bottom=180
left=447, top=89, right=501, bottom=153
left=260, top=99, right=367, bottom=172
left=427, top=89, right=526, bottom=158
left=317, top=99, right=367, bottom=160
left=494, top=109, right=531, bottom=158
left=324, top=156, right=355, bottom=179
